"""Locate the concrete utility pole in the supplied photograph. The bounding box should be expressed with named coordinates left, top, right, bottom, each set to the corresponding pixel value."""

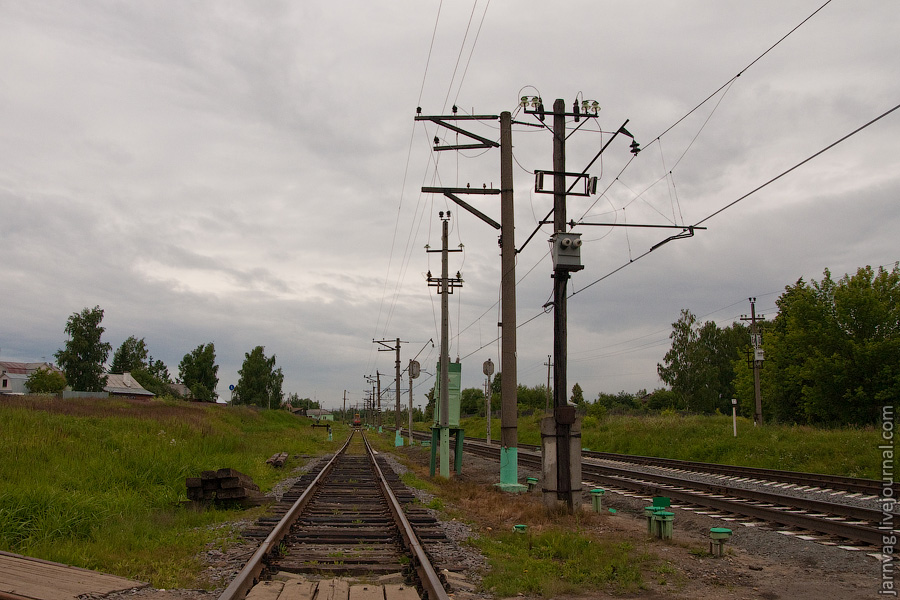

left=376, top=372, right=382, bottom=430
left=426, top=212, right=463, bottom=478
left=375, top=337, right=407, bottom=442
left=518, top=95, right=641, bottom=511
left=408, top=362, right=415, bottom=446
left=343, top=390, right=347, bottom=423
left=417, top=109, right=523, bottom=491
left=741, top=298, right=766, bottom=426
left=550, top=98, right=580, bottom=511
left=498, top=111, right=523, bottom=492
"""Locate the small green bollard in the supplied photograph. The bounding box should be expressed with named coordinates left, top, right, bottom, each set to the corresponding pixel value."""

left=590, top=488, right=605, bottom=513
left=526, top=477, right=538, bottom=492
left=709, top=527, right=733, bottom=556
left=513, top=524, right=527, bottom=534
left=654, top=511, right=674, bottom=540
left=644, top=506, right=663, bottom=535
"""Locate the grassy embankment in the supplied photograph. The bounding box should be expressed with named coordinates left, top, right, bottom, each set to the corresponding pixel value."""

left=0, top=396, right=339, bottom=588
left=459, top=411, right=882, bottom=479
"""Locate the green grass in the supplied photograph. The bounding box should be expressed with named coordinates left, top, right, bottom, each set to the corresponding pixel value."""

left=460, top=411, right=882, bottom=479
left=0, top=396, right=340, bottom=588
left=474, top=529, right=650, bottom=597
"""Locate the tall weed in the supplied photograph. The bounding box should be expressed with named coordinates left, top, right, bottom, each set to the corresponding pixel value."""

left=0, top=397, right=336, bottom=587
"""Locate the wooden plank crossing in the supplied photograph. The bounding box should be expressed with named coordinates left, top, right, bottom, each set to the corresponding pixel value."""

left=248, top=575, right=420, bottom=600
left=0, top=551, right=147, bottom=600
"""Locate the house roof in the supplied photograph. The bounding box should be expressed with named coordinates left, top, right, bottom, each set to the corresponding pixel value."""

left=0, top=361, right=61, bottom=375
left=104, top=373, right=154, bottom=396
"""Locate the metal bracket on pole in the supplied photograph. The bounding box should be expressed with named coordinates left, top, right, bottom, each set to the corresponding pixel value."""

left=414, top=114, right=499, bottom=151
left=422, top=187, right=501, bottom=230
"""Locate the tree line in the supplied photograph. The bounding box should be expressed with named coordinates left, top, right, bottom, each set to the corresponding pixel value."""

left=656, top=264, right=899, bottom=426
left=420, top=263, right=897, bottom=428
left=34, top=305, right=287, bottom=407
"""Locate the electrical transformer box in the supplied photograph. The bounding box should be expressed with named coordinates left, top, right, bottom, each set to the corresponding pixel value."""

left=551, top=232, right=584, bottom=271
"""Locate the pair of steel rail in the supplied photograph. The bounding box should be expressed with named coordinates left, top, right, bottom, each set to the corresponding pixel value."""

left=455, top=436, right=891, bottom=548
left=218, top=431, right=449, bottom=600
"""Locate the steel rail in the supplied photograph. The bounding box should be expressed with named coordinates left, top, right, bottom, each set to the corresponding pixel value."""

left=582, top=449, right=891, bottom=496
left=580, top=461, right=887, bottom=523
left=577, top=467, right=887, bottom=548
left=363, top=432, right=450, bottom=600
left=217, top=434, right=353, bottom=600
left=404, top=429, right=889, bottom=496
left=460, top=440, right=889, bottom=547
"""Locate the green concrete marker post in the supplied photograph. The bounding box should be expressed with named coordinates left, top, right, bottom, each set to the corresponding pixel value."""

left=496, top=447, right=527, bottom=493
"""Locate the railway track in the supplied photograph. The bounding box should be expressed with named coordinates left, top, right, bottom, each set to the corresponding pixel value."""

left=411, top=430, right=889, bottom=496
left=218, top=431, right=461, bottom=600
left=403, top=430, right=894, bottom=550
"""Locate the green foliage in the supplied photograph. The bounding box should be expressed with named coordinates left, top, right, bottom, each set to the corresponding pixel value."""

left=460, top=387, right=485, bottom=415
left=570, top=382, right=584, bottom=405
left=110, top=336, right=149, bottom=374
left=748, top=265, right=900, bottom=426
left=595, top=390, right=638, bottom=411
left=54, top=306, right=111, bottom=392
left=286, top=393, right=318, bottom=410
left=459, top=411, right=881, bottom=478
left=646, top=388, right=679, bottom=411
left=657, top=309, right=748, bottom=413
left=580, top=413, right=879, bottom=478
left=668, top=263, right=899, bottom=426
left=178, top=343, right=219, bottom=402
left=130, top=365, right=172, bottom=397
left=518, top=383, right=551, bottom=412
left=232, top=346, right=283, bottom=409
left=25, top=367, right=67, bottom=393
left=476, top=530, right=647, bottom=596
left=0, top=396, right=336, bottom=587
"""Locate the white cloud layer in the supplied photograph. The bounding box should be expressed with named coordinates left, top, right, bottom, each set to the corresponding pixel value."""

left=2, top=1, right=898, bottom=409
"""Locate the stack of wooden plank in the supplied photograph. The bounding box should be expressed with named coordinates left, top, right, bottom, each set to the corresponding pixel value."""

left=186, top=468, right=264, bottom=506
left=266, top=452, right=288, bottom=467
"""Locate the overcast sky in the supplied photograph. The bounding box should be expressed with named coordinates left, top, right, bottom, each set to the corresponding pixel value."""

left=1, top=1, right=897, bottom=410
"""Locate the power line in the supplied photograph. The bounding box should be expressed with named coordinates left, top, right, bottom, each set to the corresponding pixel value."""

left=571, top=101, right=900, bottom=298
left=654, top=0, right=833, bottom=143
left=695, top=101, right=900, bottom=227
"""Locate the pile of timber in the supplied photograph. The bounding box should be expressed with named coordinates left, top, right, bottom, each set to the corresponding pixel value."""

left=186, top=468, right=264, bottom=507
left=266, top=452, right=289, bottom=467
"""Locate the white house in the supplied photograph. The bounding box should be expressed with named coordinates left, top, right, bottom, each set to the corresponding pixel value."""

left=0, top=361, right=62, bottom=394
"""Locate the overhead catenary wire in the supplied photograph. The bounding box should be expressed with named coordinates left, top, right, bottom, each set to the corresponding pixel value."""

left=571, top=101, right=900, bottom=298
left=369, top=0, right=447, bottom=374
left=394, top=2, right=845, bottom=383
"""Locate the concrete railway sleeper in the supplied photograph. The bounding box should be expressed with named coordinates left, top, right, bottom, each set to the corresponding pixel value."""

left=218, top=432, right=452, bottom=600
